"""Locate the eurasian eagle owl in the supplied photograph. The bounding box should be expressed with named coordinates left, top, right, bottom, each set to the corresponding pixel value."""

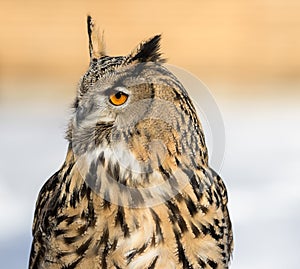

left=29, top=16, right=233, bottom=269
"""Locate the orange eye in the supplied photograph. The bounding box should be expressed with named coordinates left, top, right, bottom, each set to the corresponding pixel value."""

left=109, top=91, right=128, bottom=106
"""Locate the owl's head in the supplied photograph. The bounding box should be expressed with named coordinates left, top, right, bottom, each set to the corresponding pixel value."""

left=67, top=16, right=208, bottom=200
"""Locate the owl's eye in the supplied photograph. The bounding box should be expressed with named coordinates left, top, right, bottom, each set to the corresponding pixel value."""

left=109, top=91, right=128, bottom=106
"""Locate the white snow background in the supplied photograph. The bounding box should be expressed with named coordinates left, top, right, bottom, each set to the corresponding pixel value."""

left=0, top=81, right=300, bottom=268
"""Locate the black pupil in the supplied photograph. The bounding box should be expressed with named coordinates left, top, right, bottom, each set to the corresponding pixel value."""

left=115, top=92, right=122, bottom=99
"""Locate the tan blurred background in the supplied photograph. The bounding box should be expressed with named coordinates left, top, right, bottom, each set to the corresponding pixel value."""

left=1, top=1, right=300, bottom=269
left=1, top=0, right=300, bottom=89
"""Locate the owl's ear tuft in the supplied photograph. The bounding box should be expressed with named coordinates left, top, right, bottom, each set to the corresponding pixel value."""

left=127, top=35, right=165, bottom=64
left=87, top=15, right=106, bottom=60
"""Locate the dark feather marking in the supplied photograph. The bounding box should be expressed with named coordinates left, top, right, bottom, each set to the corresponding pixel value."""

left=148, top=256, right=159, bottom=269
left=199, top=223, right=221, bottom=241
left=185, top=196, right=198, bottom=217
left=158, top=163, right=170, bottom=179
left=221, top=251, right=227, bottom=260
left=111, top=238, right=118, bottom=251
left=66, top=215, right=80, bottom=225
left=207, top=223, right=221, bottom=241
left=98, top=151, right=105, bottom=165
left=64, top=234, right=81, bottom=244
left=61, top=194, right=67, bottom=207
left=73, top=97, right=79, bottom=109
left=113, top=263, right=122, bottom=269
left=65, top=180, right=71, bottom=193
left=151, top=233, right=156, bottom=246
left=214, top=218, right=225, bottom=238
left=199, top=205, right=208, bottom=215
left=175, top=156, right=181, bottom=166
left=100, top=227, right=110, bottom=269
left=213, top=190, right=221, bottom=208
left=70, top=187, right=80, bottom=208
left=158, top=161, right=181, bottom=198
left=62, top=162, right=75, bottom=185
left=150, top=82, right=155, bottom=99
left=167, top=173, right=179, bottom=190
left=177, top=215, right=188, bottom=234
left=102, top=196, right=111, bottom=209
left=206, top=188, right=213, bottom=205
left=207, top=259, right=218, bottom=269
left=87, top=199, right=96, bottom=227
left=106, top=160, right=116, bottom=183
left=94, top=226, right=109, bottom=253
left=182, top=169, right=203, bottom=201
left=150, top=208, right=164, bottom=243
left=56, top=215, right=69, bottom=225
left=54, top=228, right=67, bottom=237
left=218, top=243, right=225, bottom=251
left=80, top=182, right=87, bottom=199
left=173, top=228, right=191, bottom=268
left=76, top=237, right=93, bottom=256
left=103, top=189, right=111, bottom=205
left=77, top=222, right=89, bottom=236
left=57, top=250, right=72, bottom=258
left=126, top=243, right=147, bottom=263
left=86, top=186, right=92, bottom=200
left=174, top=192, right=184, bottom=203
left=190, top=222, right=201, bottom=238
left=200, top=224, right=209, bottom=236
left=89, top=159, right=97, bottom=176
left=62, top=255, right=84, bottom=269
left=114, top=162, right=120, bottom=182
left=115, top=206, right=130, bottom=237
left=85, top=159, right=98, bottom=191
left=197, top=258, right=206, bottom=268
left=189, top=155, right=198, bottom=169
left=166, top=201, right=188, bottom=233
left=130, top=188, right=144, bottom=206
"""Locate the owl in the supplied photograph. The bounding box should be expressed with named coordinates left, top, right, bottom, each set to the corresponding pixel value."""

left=29, top=16, right=233, bottom=269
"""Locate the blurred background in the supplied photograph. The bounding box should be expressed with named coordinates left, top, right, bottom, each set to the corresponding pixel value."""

left=1, top=0, right=300, bottom=268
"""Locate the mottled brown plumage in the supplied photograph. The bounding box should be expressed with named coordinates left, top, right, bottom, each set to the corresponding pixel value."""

left=29, top=16, right=233, bottom=269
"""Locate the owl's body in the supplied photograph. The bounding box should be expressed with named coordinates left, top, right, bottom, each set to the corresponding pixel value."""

left=29, top=16, right=233, bottom=269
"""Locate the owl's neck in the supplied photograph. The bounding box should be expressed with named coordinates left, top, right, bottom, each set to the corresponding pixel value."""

left=64, top=134, right=207, bottom=209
